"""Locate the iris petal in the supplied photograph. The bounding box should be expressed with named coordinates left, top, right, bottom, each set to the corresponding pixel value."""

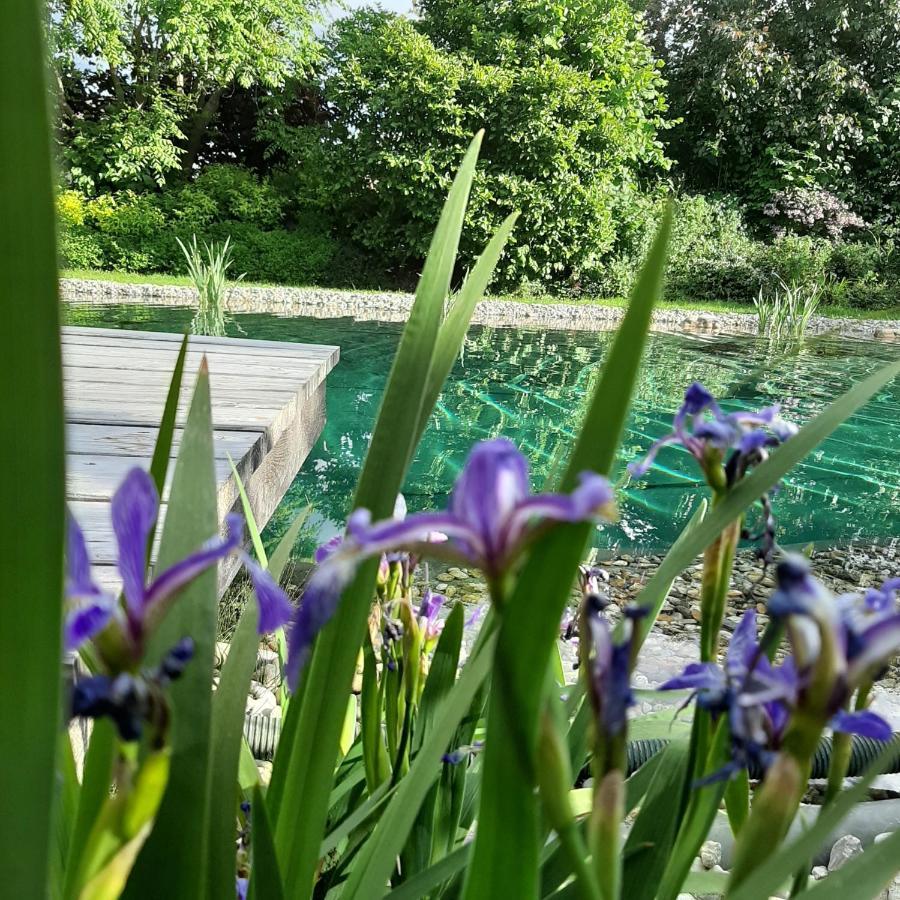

left=65, top=598, right=116, bottom=650
left=243, top=555, right=294, bottom=633
left=111, top=468, right=159, bottom=618
left=451, top=438, right=529, bottom=561
left=286, top=556, right=356, bottom=688
left=142, top=513, right=243, bottom=612
left=830, top=709, right=893, bottom=741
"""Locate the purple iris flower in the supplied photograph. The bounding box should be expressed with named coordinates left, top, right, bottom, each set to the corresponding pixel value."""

left=418, top=589, right=447, bottom=642
left=586, top=603, right=643, bottom=739
left=660, top=607, right=891, bottom=779
left=286, top=438, right=614, bottom=687
left=660, top=610, right=792, bottom=778
left=768, top=558, right=898, bottom=739
left=863, top=578, right=900, bottom=614
left=65, top=468, right=293, bottom=660
left=770, top=556, right=900, bottom=693
left=71, top=637, right=195, bottom=743
left=628, top=382, right=797, bottom=480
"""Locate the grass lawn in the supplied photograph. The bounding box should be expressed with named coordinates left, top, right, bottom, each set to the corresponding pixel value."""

left=62, top=268, right=900, bottom=321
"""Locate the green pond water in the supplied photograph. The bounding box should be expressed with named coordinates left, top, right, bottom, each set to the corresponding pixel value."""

left=66, top=303, right=900, bottom=556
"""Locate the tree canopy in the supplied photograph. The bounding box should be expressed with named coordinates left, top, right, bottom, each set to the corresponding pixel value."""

left=286, top=1, right=667, bottom=288
left=49, top=0, right=320, bottom=191
left=646, top=0, right=900, bottom=221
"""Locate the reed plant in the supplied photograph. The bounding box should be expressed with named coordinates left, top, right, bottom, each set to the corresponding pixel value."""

left=177, top=234, right=244, bottom=337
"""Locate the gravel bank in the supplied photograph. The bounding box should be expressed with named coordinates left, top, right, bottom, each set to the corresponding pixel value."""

left=433, top=541, right=900, bottom=691
left=60, top=278, right=900, bottom=341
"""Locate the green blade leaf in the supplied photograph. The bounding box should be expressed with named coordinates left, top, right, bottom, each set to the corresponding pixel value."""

left=727, top=741, right=900, bottom=900
left=801, top=826, right=900, bottom=899
left=340, top=631, right=498, bottom=900
left=268, top=507, right=310, bottom=583
left=562, top=204, right=673, bottom=489
left=208, top=602, right=261, bottom=900
left=228, top=452, right=267, bottom=567
left=656, top=720, right=730, bottom=900
left=622, top=739, right=690, bottom=900
left=320, top=781, right=393, bottom=858
left=0, top=0, right=65, bottom=896
left=146, top=333, right=189, bottom=564
left=271, top=134, right=487, bottom=899
left=122, top=365, right=219, bottom=900
left=149, top=334, right=189, bottom=497
left=249, top=788, right=285, bottom=900
left=53, top=732, right=81, bottom=896
left=463, top=208, right=673, bottom=900
left=64, top=721, right=118, bottom=899
left=405, top=603, right=466, bottom=875
left=413, top=211, right=520, bottom=448
left=415, top=602, right=465, bottom=752
left=382, top=844, right=472, bottom=900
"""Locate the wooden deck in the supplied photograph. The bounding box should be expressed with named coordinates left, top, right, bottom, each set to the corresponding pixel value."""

left=62, top=326, right=339, bottom=590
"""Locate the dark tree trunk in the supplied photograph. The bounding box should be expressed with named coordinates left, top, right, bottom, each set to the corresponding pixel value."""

left=180, top=88, right=223, bottom=176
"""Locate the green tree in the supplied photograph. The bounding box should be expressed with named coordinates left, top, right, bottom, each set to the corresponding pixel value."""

left=289, top=3, right=667, bottom=289
left=646, top=0, right=900, bottom=222
left=49, top=0, right=320, bottom=192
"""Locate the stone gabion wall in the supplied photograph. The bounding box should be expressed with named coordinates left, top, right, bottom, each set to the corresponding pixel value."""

left=60, top=278, right=900, bottom=341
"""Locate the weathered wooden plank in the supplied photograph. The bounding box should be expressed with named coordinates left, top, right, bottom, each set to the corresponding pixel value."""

left=63, top=364, right=320, bottom=393
left=63, top=347, right=331, bottom=381
left=62, top=334, right=338, bottom=367
left=63, top=325, right=338, bottom=597
left=66, top=423, right=259, bottom=460
left=63, top=324, right=340, bottom=359
left=66, top=453, right=240, bottom=502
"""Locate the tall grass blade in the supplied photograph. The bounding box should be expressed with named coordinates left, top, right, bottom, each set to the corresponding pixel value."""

left=64, top=722, right=117, bottom=898
left=228, top=452, right=268, bottom=566
left=249, top=788, right=285, bottom=900
left=413, top=211, right=519, bottom=448
left=122, top=365, right=219, bottom=899
left=0, top=0, right=66, bottom=896
left=340, top=632, right=498, bottom=899
left=272, top=134, right=485, bottom=899
left=727, top=740, right=900, bottom=900
left=463, top=208, right=673, bottom=900
left=148, top=334, right=189, bottom=497
left=207, top=603, right=261, bottom=899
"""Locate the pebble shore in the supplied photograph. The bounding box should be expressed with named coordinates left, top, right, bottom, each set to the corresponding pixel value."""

left=61, top=278, right=900, bottom=341
left=433, top=542, right=900, bottom=692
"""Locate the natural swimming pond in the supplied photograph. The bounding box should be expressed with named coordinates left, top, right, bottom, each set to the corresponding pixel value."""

left=66, top=303, right=900, bottom=556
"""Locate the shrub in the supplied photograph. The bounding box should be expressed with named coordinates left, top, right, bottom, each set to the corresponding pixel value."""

left=762, top=187, right=867, bottom=240
left=57, top=227, right=105, bottom=270
left=583, top=193, right=759, bottom=301
left=209, top=222, right=337, bottom=286
left=289, top=5, right=668, bottom=290
left=163, top=165, right=286, bottom=230
left=55, top=166, right=344, bottom=286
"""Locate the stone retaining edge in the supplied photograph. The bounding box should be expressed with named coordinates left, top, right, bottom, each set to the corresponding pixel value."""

left=60, top=278, right=900, bottom=341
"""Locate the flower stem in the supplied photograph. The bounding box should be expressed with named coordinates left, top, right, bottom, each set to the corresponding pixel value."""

left=590, top=770, right=624, bottom=900
left=559, top=821, right=602, bottom=900
left=699, top=511, right=741, bottom=663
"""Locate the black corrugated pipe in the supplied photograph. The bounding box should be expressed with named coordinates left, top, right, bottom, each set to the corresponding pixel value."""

left=624, top=734, right=900, bottom=779
left=244, top=714, right=900, bottom=779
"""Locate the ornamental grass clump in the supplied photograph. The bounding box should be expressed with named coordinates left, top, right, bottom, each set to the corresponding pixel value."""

left=177, top=234, right=244, bottom=337
left=754, top=274, right=825, bottom=341
left=9, top=117, right=900, bottom=900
